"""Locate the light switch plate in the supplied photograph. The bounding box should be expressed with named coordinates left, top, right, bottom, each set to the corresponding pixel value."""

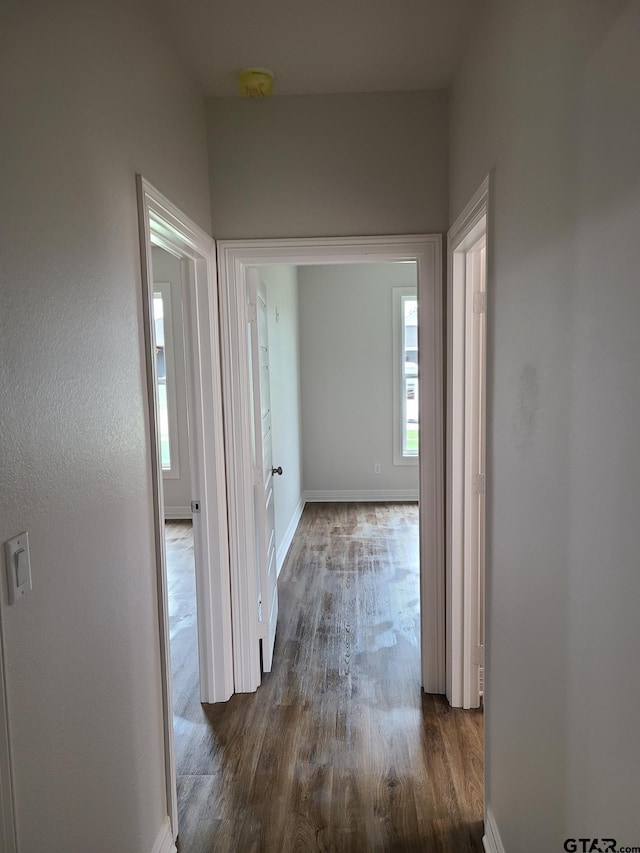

left=4, top=532, right=31, bottom=604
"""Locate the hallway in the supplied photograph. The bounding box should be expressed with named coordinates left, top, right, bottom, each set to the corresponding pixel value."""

left=167, top=503, right=483, bottom=852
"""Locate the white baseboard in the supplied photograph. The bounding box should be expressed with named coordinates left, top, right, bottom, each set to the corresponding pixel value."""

left=303, top=489, right=419, bottom=503
left=151, top=817, right=176, bottom=853
left=483, top=807, right=506, bottom=853
left=164, top=505, right=192, bottom=520
left=276, top=497, right=305, bottom=576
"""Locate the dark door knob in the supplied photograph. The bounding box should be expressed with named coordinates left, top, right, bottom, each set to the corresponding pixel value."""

left=272, top=466, right=283, bottom=476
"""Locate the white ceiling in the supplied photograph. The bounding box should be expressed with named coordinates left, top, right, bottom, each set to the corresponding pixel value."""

left=144, top=0, right=475, bottom=97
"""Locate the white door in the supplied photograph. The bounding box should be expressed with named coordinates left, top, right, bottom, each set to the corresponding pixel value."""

left=248, top=269, right=279, bottom=672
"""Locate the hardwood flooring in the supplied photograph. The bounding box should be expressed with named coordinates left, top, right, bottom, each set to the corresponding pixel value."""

left=165, top=503, right=483, bottom=853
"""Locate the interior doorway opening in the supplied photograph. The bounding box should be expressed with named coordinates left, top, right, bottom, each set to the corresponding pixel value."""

left=136, top=177, right=233, bottom=840
left=217, top=236, right=444, bottom=697
left=248, top=260, right=422, bottom=676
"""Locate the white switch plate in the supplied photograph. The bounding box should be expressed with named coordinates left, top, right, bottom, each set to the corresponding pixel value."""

left=373, top=463, right=381, bottom=474
left=4, top=532, right=32, bottom=604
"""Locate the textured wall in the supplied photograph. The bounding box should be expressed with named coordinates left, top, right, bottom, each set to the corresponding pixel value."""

left=450, top=0, right=638, bottom=848
left=0, top=0, right=211, bottom=849
left=207, top=91, right=449, bottom=239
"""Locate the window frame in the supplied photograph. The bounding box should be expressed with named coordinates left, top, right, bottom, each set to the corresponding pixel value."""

left=393, top=286, right=419, bottom=466
left=153, top=281, right=181, bottom=479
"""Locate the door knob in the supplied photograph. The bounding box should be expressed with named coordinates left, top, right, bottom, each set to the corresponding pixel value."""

left=272, top=466, right=283, bottom=476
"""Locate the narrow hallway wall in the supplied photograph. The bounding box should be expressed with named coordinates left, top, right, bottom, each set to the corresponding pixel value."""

left=450, top=0, right=639, bottom=848
left=0, top=1, right=211, bottom=849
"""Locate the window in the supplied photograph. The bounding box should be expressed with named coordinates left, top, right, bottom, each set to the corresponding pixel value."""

left=393, top=287, right=419, bottom=464
left=152, top=283, right=180, bottom=478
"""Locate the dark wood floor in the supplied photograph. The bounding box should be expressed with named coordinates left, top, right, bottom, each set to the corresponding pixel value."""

left=165, top=503, right=483, bottom=853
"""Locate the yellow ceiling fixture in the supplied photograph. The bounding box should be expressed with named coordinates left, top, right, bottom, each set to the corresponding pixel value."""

left=237, top=67, right=275, bottom=98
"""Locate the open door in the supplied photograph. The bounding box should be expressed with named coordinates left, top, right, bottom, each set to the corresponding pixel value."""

left=462, top=234, right=486, bottom=707
left=248, top=269, right=279, bottom=672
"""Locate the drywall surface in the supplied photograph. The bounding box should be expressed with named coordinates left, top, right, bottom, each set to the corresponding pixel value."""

left=567, top=2, right=640, bottom=835
left=450, top=0, right=638, bottom=849
left=298, top=263, right=419, bottom=494
left=0, top=1, right=211, bottom=850
left=207, top=91, right=448, bottom=239
left=152, top=247, right=192, bottom=515
left=258, top=267, right=303, bottom=569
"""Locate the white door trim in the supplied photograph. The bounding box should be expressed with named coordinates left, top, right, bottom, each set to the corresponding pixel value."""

left=137, top=177, right=234, bottom=835
left=150, top=817, right=177, bottom=853
left=446, top=175, right=491, bottom=709
left=218, top=235, right=445, bottom=694
left=0, top=610, right=17, bottom=852
left=483, top=807, right=506, bottom=853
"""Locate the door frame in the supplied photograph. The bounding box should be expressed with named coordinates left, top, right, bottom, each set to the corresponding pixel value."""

left=0, top=609, right=16, bottom=852
left=217, top=235, right=445, bottom=694
left=136, top=177, right=234, bottom=834
left=446, top=175, right=491, bottom=709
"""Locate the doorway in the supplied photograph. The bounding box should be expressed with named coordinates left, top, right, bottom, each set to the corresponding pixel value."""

left=250, top=260, right=423, bottom=675
left=137, top=176, right=233, bottom=839
left=217, top=235, right=444, bottom=696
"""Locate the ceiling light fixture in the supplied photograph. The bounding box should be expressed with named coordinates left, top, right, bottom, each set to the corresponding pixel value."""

left=237, top=67, right=275, bottom=98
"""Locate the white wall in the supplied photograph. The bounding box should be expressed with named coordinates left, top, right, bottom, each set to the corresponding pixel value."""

left=152, top=247, right=192, bottom=516
left=258, top=267, right=304, bottom=571
left=299, top=263, right=419, bottom=496
left=0, top=1, right=211, bottom=850
left=207, top=91, right=449, bottom=239
left=450, top=0, right=639, bottom=849
left=568, top=2, right=640, bottom=834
